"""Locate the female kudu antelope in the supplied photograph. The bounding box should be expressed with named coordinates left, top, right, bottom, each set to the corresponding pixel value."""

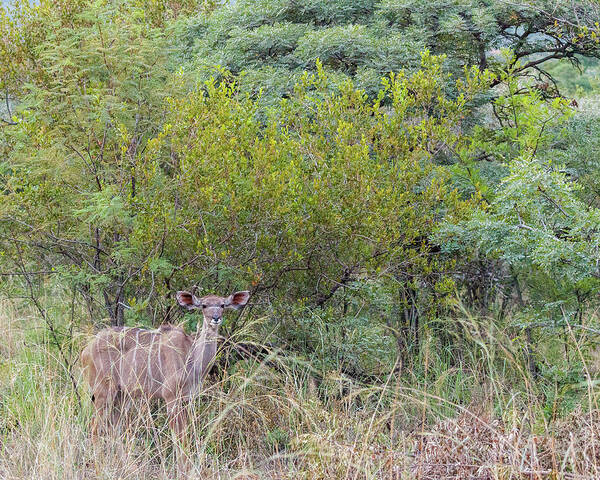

left=80, top=289, right=250, bottom=442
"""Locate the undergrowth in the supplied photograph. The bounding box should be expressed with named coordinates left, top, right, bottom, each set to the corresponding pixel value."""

left=1, top=294, right=599, bottom=480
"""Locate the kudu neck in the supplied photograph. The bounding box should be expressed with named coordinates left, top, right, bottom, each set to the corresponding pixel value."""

left=186, top=319, right=220, bottom=393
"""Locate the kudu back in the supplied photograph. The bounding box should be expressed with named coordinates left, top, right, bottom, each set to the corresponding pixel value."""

left=80, top=289, right=250, bottom=438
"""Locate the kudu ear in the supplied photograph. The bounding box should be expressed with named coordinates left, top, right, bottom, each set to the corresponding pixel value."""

left=225, top=291, right=250, bottom=310
left=176, top=291, right=200, bottom=310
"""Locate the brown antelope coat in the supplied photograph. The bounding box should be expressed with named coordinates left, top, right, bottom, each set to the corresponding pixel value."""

left=80, top=290, right=250, bottom=438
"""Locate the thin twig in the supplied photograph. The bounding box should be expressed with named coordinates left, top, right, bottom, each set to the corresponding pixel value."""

left=13, top=241, right=82, bottom=410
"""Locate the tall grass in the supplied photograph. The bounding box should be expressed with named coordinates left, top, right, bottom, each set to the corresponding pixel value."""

left=1, top=295, right=599, bottom=479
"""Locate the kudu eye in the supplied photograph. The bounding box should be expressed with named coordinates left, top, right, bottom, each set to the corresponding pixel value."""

left=201, top=305, right=206, bottom=309
left=220, top=304, right=225, bottom=308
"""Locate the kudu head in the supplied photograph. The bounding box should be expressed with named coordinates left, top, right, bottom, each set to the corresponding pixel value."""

left=176, top=289, right=250, bottom=333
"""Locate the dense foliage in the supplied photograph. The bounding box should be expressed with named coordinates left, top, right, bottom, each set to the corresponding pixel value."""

left=174, top=0, right=600, bottom=102
left=1, top=0, right=600, bottom=388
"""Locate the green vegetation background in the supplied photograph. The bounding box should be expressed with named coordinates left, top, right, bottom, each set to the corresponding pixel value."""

left=1, top=0, right=600, bottom=478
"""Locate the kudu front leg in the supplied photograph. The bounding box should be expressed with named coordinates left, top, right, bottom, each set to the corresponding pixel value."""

left=166, top=399, right=191, bottom=476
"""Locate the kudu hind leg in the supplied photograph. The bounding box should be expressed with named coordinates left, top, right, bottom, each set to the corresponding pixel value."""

left=109, top=389, right=127, bottom=432
left=90, top=381, right=120, bottom=440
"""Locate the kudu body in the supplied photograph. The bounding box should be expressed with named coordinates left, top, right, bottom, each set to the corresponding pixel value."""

left=80, top=290, right=250, bottom=441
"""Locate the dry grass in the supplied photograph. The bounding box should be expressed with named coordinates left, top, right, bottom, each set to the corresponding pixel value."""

left=1, top=298, right=600, bottom=480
